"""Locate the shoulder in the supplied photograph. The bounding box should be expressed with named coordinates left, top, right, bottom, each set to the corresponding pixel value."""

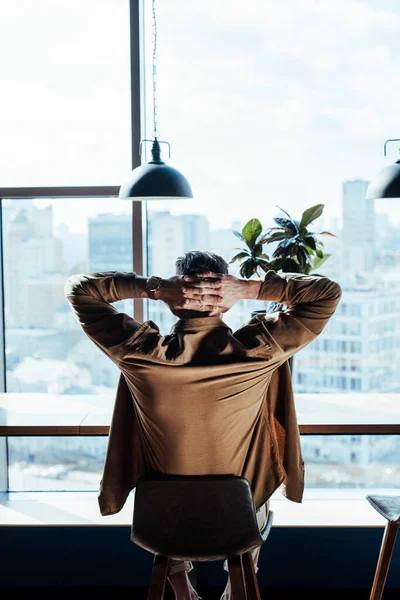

left=234, top=314, right=281, bottom=356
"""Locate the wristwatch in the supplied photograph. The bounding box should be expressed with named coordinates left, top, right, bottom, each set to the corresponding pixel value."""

left=146, top=275, right=163, bottom=300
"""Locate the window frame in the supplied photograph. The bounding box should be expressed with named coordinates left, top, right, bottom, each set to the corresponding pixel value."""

left=0, top=0, right=146, bottom=491
left=0, top=0, right=398, bottom=494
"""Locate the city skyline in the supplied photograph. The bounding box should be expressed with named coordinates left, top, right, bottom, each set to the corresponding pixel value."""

left=3, top=177, right=400, bottom=397
left=3, top=1, right=400, bottom=494
left=4, top=178, right=400, bottom=491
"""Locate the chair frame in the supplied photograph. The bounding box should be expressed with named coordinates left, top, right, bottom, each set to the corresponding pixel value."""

left=369, top=520, right=399, bottom=600
left=147, top=549, right=262, bottom=600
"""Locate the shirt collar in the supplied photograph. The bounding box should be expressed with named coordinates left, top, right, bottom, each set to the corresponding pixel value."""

left=171, top=316, right=231, bottom=332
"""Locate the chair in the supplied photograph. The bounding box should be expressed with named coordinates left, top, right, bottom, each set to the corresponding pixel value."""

left=131, top=473, right=274, bottom=600
left=366, top=495, right=400, bottom=600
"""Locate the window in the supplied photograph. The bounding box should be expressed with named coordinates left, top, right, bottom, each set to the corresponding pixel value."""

left=3, top=199, right=133, bottom=394
left=302, top=435, right=400, bottom=490
left=8, top=436, right=108, bottom=491
left=9, top=434, right=400, bottom=492
left=142, top=0, right=400, bottom=399
left=2, top=1, right=400, bottom=495
left=0, top=0, right=131, bottom=186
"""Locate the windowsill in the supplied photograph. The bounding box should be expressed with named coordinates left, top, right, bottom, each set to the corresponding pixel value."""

left=1, top=393, right=399, bottom=435
left=0, top=489, right=390, bottom=527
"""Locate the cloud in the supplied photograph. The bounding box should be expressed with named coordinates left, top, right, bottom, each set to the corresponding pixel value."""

left=2, top=0, right=400, bottom=229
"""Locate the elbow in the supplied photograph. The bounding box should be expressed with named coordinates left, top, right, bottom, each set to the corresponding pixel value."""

left=324, top=279, right=342, bottom=313
left=330, top=280, right=342, bottom=301
left=333, top=281, right=342, bottom=304
left=319, top=277, right=342, bottom=302
left=64, top=273, right=85, bottom=297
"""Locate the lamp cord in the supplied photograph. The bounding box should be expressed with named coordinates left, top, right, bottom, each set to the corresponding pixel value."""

left=152, top=0, right=159, bottom=140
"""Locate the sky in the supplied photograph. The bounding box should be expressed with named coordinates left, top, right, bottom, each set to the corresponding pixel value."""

left=1, top=0, right=400, bottom=233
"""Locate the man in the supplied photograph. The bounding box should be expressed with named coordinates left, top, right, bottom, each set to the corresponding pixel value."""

left=65, top=250, right=341, bottom=600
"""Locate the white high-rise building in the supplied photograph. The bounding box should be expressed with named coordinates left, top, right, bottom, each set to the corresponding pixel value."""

left=3, top=205, right=65, bottom=328
left=88, top=213, right=132, bottom=272
left=147, top=211, right=186, bottom=277
left=293, top=273, right=400, bottom=393
left=342, top=179, right=375, bottom=273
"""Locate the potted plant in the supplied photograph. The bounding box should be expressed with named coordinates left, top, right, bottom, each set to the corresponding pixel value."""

left=229, top=203, right=336, bottom=370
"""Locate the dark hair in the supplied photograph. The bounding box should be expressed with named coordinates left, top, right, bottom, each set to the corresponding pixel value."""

left=175, top=250, right=229, bottom=276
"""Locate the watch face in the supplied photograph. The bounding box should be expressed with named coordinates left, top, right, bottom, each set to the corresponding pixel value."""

left=147, top=276, right=162, bottom=291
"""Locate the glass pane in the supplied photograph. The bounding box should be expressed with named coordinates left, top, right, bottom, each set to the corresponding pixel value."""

left=7, top=434, right=400, bottom=492
left=144, top=1, right=400, bottom=395
left=302, top=435, right=400, bottom=491
left=3, top=198, right=132, bottom=393
left=0, top=0, right=131, bottom=186
left=7, top=436, right=107, bottom=491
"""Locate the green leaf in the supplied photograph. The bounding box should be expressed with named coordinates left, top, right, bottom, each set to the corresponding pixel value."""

left=262, top=231, right=292, bottom=244
left=311, top=253, right=331, bottom=272
left=273, top=217, right=298, bottom=233
left=264, top=227, right=291, bottom=232
left=232, top=230, right=244, bottom=241
left=297, top=246, right=309, bottom=270
left=319, top=230, right=337, bottom=238
left=258, top=262, right=272, bottom=273
left=304, top=235, right=316, bottom=250
left=241, top=218, right=262, bottom=246
left=299, top=204, right=324, bottom=230
left=239, top=259, right=257, bottom=279
left=252, top=242, right=264, bottom=256
left=229, top=251, right=250, bottom=264
left=276, top=205, right=293, bottom=221
left=280, top=258, right=301, bottom=273
left=315, top=248, right=324, bottom=259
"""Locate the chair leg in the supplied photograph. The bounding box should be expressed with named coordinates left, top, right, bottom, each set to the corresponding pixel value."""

left=369, top=521, right=398, bottom=600
left=242, top=550, right=261, bottom=600
left=227, top=554, right=247, bottom=600
left=148, top=554, right=170, bottom=600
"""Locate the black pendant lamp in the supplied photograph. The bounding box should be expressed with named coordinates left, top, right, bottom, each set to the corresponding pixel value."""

left=119, top=0, right=193, bottom=201
left=366, top=139, right=400, bottom=200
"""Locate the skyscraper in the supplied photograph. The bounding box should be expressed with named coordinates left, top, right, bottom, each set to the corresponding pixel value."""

left=88, top=213, right=132, bottom=272
left=4, top=204, right=65, bottom=328
left=342, top=179, right=375, bottom=273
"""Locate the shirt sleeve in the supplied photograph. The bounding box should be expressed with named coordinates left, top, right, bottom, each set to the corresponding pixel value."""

left=65, top=271, right=144, bottom=364
left=235, top=270, right=342, bottom=361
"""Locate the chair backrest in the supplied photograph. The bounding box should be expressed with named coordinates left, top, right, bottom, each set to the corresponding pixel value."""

left=131, top=473, right=268, bottom=561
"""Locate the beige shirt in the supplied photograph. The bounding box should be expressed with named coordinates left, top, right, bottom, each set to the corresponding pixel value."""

left=65, top=270, right=341, bottom=516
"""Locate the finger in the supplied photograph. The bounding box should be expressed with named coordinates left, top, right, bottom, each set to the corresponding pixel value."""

left=183, top=298, right=221, bottom=309
left=183, top=272, right=222, bottom=281
left=200, top=294, right=223, bottom=305
left=182, top=280, right=221, bottom=291
left=181, top=286, right=202, bottom=298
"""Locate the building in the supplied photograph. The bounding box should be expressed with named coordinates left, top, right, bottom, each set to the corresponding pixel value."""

left=3, top=204, right=65, bottom=328
left=293, top=273, right=400, bottom=394
left=88, top=213, right=132, bottom=272
left=147, top=210, right=186, bottom=277
left=342, top=179, right=375, bottom=273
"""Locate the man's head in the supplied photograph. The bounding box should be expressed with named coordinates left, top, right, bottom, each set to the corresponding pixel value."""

left=174, top=250, right=229, bottom=318
left=175, top=250, right=229, bottom=278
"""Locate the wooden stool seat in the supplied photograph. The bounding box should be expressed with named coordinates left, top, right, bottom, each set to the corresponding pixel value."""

left=131, top=473, right=274, bottom=599
left=366, top=494, right=400, bottom=600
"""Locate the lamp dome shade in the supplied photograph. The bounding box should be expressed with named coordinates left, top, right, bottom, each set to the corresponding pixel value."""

left=119, top=162, right=193, bottom=201
left=366, top=160, right=400, bottom=200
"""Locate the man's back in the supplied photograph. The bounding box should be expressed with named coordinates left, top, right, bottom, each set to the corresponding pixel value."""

left=65, top=268, right=341, bottom=514
left=121, top=316, right=276, bottom=476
